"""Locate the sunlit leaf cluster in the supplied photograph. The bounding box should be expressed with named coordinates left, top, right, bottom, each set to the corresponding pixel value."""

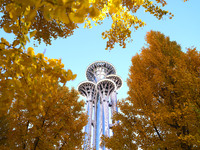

left=0, top=0, right=174, bottom=50
left=0, top=38, right=77, bottom=115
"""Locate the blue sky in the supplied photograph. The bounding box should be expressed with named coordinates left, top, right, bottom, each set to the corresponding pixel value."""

left=1, top=0, right=200, bottom=101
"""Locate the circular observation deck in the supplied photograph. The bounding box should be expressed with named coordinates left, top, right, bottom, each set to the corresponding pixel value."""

left=106, top=75, right=123, bottom=90
left=86, top=61, right=116, bottom=83
left=96, top=79, right=116, bottom=97
left=77, top=81, right=97, bottom=101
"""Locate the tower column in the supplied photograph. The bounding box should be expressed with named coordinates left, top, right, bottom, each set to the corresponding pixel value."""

left=99, top=98, right=103, bottom=150
left=110, top=91, right=117, bottom=124
left=88, top=99, right=93, bottom=147
left=78, top=81, right=97, bottom=149
left=93, top=100, right=97, bottom=149
left=97, top=79, right=116, bottom=149
left=103, top=98, right=110, bottom=137
left=107, top=75, right=122, bottom=125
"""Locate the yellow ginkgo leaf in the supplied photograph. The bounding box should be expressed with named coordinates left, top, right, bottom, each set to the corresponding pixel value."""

left=69, top=13, right=85, bottom=23
left=27, top=47, right=35, bottom=56
left=89, top=7, right=100, bottom=18
left=30, top=30, right=37, bottom=38
left=71, top=74, right=77, bottom=80
left=12, top=40, right=20, bottom=47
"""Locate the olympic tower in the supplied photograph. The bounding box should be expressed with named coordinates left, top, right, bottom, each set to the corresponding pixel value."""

left=78, top=61, right=122, bottom=150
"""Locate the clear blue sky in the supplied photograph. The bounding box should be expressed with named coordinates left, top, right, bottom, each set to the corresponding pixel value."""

left=1, top=0, right=200, bottom=101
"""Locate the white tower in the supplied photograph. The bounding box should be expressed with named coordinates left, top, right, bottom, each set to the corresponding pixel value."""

left=78, top=61, right=122, bottom=150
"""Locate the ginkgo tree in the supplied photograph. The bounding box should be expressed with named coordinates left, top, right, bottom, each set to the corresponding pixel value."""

left=0, top=38, right=87, bottom=149
left=103, top=31, right=200, bottom=150
left=0, top=0, right=184, bottom=50
left=0, top=86, right=87, bottom=150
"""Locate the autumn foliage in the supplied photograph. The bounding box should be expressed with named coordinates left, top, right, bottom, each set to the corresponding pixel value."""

left=0, top=87, right=87, bottom=150
left=0, top=1, right=92, bottom=148
left=104, top=31, right=200, bottom=149
left=0, top=0, right=175, bottom=50
left=0, top=0, right=192, bottom=149
left=0, top=39, right=87, bottom=149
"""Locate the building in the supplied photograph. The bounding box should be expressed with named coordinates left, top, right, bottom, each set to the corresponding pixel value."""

left=78, top=61, right=122, bottom=150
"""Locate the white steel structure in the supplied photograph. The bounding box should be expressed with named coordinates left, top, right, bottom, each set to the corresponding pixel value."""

left=106, top=75, right=122, bottom=125
left=78, top=61, right=122, bottom=150
left=78, top=81, right=97, bottom=148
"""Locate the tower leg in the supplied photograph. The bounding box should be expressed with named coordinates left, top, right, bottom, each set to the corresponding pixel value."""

left=99, top=99, right=104, bottom=150
left=93, top=101, right=96, bottom=149
left=84, top=102, right=89, bottom=149
left=88, top=101, right=93, bottom=148
left=103, top=100, right=110, bottom=138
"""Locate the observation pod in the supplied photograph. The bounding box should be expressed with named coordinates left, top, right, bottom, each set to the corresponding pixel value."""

left=96, top=79, right=116, bottom=150
left=78, top=81, right=97, bottom=149
left=86, top=61, right=116, bottom=83
left=106, top=75, right=123, bottom=125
